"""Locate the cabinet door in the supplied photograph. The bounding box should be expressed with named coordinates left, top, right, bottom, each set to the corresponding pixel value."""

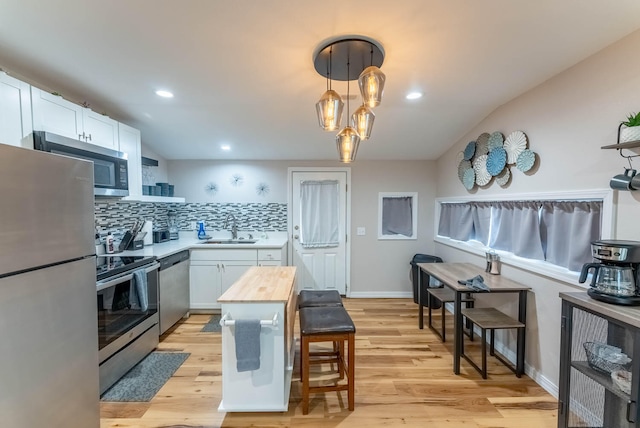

left=31, top=87, right=83, bottom=140
left=0, top=73, right=32, bottom=148
left=82, top=108, right=118, bottom=149
left=220, top=261, right=256, bottom=296
left=189, top=262, right=221, bottom=310
left=118, top=123, right=142, bottom=199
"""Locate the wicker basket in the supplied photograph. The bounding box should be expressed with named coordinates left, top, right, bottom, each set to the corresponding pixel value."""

left=583, top=342, right=631, bottom=374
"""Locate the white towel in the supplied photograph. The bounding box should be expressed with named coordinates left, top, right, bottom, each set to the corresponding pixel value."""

left=234, top=319, right=261, bottom=372
left=129, top=269, right=148, bottom=311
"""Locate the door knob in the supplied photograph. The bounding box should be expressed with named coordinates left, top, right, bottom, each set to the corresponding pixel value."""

left=294, top=225, right=299, bottom=230
left=294, top=235, right=299, bottom=239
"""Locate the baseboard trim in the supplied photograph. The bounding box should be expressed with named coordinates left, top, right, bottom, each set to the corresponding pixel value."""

left=349, top=291, right=413, bottom=299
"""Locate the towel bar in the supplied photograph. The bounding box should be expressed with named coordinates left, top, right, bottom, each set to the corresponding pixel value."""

left=219, top=312, right=279, bottom=327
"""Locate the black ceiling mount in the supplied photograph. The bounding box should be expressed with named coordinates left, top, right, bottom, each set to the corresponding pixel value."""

left=313, top=37, right=384, bottom=81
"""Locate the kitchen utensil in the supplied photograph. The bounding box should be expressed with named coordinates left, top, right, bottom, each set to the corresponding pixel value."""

left=118, top=230, right=134, bottom=252
left=610, top=168, right=636, bottom=191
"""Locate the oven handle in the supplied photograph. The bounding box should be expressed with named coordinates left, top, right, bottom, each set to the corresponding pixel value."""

left=96, top=262, right=160, bottom=292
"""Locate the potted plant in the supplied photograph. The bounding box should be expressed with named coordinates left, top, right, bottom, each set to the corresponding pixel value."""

left=620, top=112, right=640, bottom=143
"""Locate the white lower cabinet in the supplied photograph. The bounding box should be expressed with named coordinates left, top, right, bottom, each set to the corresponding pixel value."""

left=189, top=249, right=257, bottom=310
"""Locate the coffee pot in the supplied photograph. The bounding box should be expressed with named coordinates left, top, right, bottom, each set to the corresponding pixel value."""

left=579, top=240, right=640, bottom=305
left=579, top=263, right=636, bottom=297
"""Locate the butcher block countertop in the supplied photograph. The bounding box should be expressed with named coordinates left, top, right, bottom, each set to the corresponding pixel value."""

left=218, top=266, right=297, bottom=303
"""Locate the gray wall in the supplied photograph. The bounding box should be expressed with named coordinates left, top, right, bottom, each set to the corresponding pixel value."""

left=433, top=28, right=640, bottom=396
left=168, top=159, right=437, bottom=296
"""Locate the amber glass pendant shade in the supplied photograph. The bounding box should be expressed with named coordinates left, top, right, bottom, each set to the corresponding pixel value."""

left=336, top=126, right=361, bottom=163
left=315, top=89, right=344, bottom=131
left=358, top=65, right=386, bottom=108
left=351, top=104, right=375, bottom=140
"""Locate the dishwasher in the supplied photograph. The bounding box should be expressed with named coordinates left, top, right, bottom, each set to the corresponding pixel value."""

left=158, top=250, right=190, bottom=335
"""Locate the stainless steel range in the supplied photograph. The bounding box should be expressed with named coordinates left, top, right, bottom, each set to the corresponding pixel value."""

left=96, top=255, right=160, bottom=394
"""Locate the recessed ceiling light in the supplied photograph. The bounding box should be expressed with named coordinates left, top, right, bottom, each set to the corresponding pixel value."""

left=155, top=90, right=174, bottom=98
left=406, top=92, right=423, bottom=100
left=221, top=145, right=231, bottom=151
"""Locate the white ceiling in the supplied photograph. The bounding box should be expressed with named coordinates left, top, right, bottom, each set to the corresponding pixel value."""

left=1, top=0, right=640, bottom=161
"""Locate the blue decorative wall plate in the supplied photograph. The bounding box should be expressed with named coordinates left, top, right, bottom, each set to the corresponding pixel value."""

left=486, top=147, right=507, bottom=176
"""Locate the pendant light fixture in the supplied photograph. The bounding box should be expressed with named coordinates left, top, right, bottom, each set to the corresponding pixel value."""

left=313, top=36, right=385, bottom=162
left=351, top=104, right=375, bottom=140
left=315, top=47, right=344, bottom=131
left=336, top=59, right=360, bottom=163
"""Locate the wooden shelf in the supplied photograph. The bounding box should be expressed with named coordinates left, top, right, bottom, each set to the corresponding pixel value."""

left=601, top=140, right=640, bottom=149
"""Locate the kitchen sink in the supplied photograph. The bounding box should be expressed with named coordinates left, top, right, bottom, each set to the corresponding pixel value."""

left=202, top=239, right=258, bottom=244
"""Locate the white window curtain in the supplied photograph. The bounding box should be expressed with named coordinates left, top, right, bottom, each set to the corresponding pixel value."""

left=470, top=202, right=492, bottom=245
left=438, top=203, right=474, bottom=241
left=490, top=201, right=544, bottom=260
left=381, top=196, right=413, bottom=237
left=299, top=180, right=339, bottom=248
left=541, top=201, right=601, bottom=271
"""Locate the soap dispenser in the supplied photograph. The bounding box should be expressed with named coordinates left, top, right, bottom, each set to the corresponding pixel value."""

left=197, top=221, right=206, bottom=239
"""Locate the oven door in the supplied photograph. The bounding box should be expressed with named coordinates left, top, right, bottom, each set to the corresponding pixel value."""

left=97, top=262, right=159, bottom=364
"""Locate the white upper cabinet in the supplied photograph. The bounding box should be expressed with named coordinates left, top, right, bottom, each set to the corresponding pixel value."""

left=31, top=87, right=118, bottom=149
left=118, top=122, right=142, bottom=200
left=0, top=72, right=33, bottom=148
left=82, top=108, right=118, bottom=149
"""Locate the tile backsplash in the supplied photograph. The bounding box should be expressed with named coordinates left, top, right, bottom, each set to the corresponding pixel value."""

left=95, top=200, right=287, bottom=239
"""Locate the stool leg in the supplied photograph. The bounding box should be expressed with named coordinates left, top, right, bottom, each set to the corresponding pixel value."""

left=481, top=328, right=487, bottom=379
left=302, top=335, right=310, bottom=415
left=338, top=339, right=345, bottom=379
left=428, top=294, right=433, bottom=329
left=347, top=332, right=355, bottom=411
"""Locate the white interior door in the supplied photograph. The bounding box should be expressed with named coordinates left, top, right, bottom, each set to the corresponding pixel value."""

left=290, top=170, right=349, bottom=295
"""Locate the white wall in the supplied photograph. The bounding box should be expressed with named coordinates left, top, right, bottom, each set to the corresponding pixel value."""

left=168, top=159, right=436, bottom=295
left=141, top=143, right=170, bottom=184
left=434, top=29, right=640, bottom=395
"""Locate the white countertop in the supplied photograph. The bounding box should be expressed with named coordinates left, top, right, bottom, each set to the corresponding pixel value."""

left=117, top=233, right=288, bottom=259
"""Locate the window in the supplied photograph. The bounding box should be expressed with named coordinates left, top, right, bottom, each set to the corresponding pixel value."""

left=434, top=190, right=613, bottom=283
left=378, top=192, right=417, bottom=240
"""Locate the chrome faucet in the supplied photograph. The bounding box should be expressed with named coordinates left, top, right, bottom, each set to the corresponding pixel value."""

left=223, top=213, right=238, bottom=239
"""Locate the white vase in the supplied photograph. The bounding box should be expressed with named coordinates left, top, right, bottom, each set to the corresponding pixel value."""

left=620, top=126, right=640, bottom=143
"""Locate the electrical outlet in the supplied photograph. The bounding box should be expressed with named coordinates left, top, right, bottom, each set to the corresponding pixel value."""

left=190, top=221, right=197, bottom=230
left=357, top=227, right=366, bottom=236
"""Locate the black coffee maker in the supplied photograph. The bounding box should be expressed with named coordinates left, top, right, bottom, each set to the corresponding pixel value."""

left=579, top=240, right=640, bottom=305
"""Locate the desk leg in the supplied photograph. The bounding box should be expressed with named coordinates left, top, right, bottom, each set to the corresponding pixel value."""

left=454, top=291, right=462, bottom=375
left=516, top=290, right=528, bottom=377
left=418, top=269, right=424, bottom=329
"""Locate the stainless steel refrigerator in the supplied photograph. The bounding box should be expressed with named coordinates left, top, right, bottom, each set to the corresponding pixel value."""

left=0, top=144, right=99, bottom=427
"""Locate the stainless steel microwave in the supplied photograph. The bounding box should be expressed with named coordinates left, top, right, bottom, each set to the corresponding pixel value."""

left=31, top=131, right=129, bottom=197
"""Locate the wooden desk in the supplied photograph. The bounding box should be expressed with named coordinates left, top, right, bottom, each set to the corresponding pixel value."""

left=417, top=262, right=530, bottom=375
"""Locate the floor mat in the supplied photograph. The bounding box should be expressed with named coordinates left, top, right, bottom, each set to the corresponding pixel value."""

left=201, top=314, right=222, bottom=332
left=100, top=352, right=189, bottom=402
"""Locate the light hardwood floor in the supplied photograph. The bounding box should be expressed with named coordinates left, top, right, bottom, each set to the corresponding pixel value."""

left=100, top=298, right=558, bottom=427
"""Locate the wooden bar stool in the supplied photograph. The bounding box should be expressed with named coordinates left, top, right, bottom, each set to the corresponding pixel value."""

left=460, top=307, right=525, bottom=379
left=298, top=289, right=343, bottom=309
left=299, top=306, right=356, bottom=415
left=427, top=287, right=475, bottom=342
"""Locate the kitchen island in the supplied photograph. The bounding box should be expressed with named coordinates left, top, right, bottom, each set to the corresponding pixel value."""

left=217, top=266, right=297, bottom=412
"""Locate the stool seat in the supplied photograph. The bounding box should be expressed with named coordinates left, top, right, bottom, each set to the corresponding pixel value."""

left=298, top=289, right=343, bottom=309
left=427, top=287, right=474, bottom=342
left=300, top=306, right=355, bottom=335
left=299, top=305, right=356, bottom=414
left=460, top=307, right=525, bottom=379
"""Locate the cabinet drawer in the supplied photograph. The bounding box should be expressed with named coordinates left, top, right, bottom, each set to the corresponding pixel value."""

left=258, top=249, right=282, bottom=261
left=190, top=249, right=257, bottom=261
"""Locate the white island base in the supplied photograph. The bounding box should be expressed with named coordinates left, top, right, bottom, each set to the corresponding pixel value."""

left=217, top=266, right=297, bottom=412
